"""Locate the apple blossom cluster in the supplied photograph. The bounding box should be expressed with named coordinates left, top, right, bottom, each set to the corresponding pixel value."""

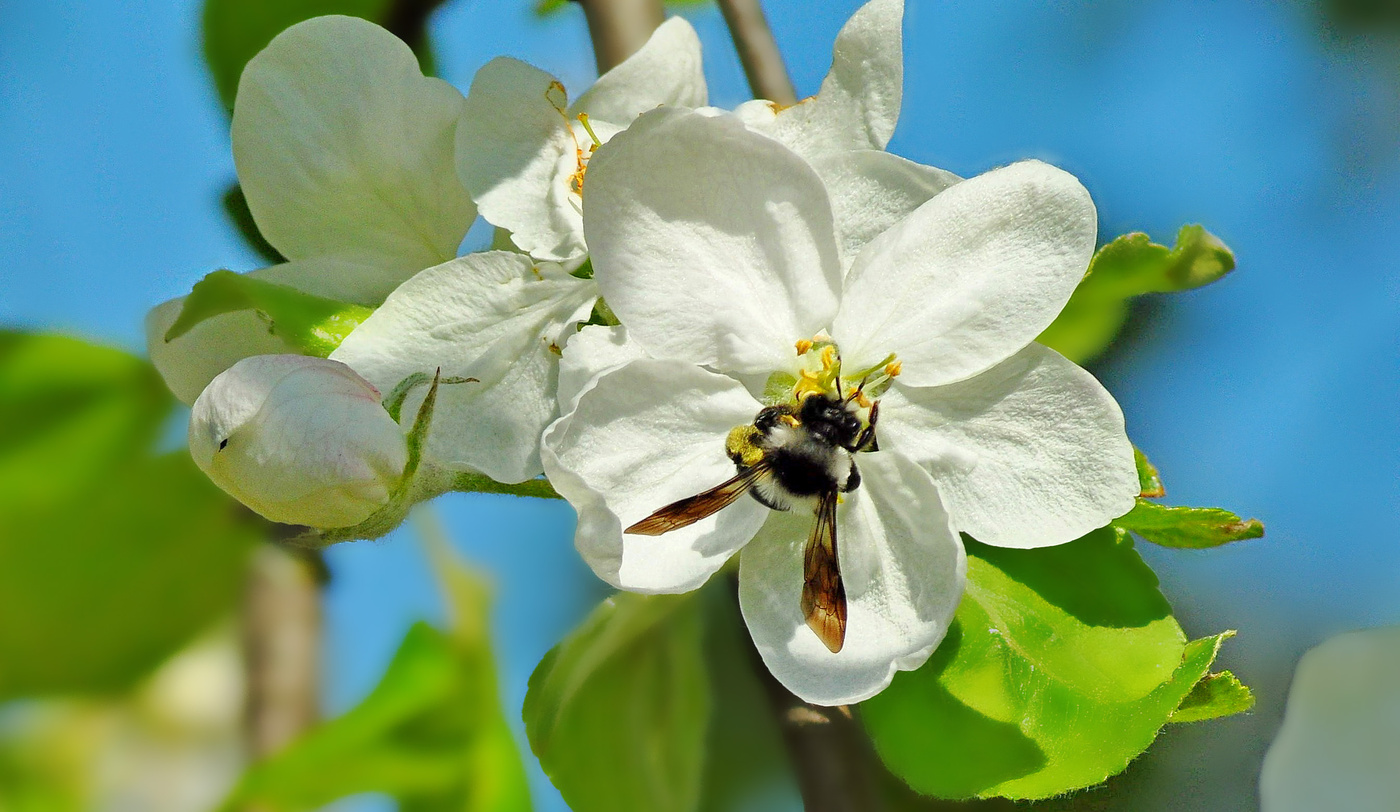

left=148, top=0, right=1138, bottom=703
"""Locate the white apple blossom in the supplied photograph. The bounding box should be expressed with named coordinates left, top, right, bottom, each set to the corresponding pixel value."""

left=189, top=355, right=408, bottom=528
left=456, top=17, right=707, bottom=262
left=542, top=107, right=1139, bottom=704
left=148, top=15, right=474, bottom=404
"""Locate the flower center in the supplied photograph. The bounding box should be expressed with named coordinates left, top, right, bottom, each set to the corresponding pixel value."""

left=546, top=81, right=602, bottom=196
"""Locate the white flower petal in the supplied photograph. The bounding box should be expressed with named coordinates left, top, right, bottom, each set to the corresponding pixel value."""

left=190, top=355, right=407, bottom=528
left=768, top=0, right=904, bottom=159
left=147, top=297, right=295, bottom=406
left=833, top=160, right=1097, bottom=387
left=232, top=16, right=473, bottom=285
left=330, top=251, right=597, bottom=483
left=585, top=107, right=842, bottom=373
left=738, top=450, right=965, bottom=706
left=457, top=57, right=586, bottom=262
left=876, top=343, right=1137, bottom=549
left=572, top=17, right=708, bottom=124
left=542, top=359, right=769, bottom=592
left=1260, top=627, right=1400, bottom=812
left=812, top=149, right=959, bottom=264
left=556, top=324, right=648, bottom=414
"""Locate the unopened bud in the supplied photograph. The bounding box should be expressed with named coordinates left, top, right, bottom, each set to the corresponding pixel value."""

left=189, top=355, right=408, bottom=528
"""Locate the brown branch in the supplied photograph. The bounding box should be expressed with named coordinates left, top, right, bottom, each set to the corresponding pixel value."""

left=242, top=543, right=323, bottom=760
left=716, top=0, right=797, bottom=105
left=575, top=0, right=666, bottom=74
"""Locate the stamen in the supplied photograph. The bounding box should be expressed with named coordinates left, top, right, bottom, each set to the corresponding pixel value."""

left=795, top=338, right=813, bottom=356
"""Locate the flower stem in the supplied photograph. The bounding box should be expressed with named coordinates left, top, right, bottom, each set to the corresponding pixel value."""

left=717, top=0, right=797, bottom=106
left=575, top=0, right=666, bottom=74
left=242, top=542, right=324, bottom=760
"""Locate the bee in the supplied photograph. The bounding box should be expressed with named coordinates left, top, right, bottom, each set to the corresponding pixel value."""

left=625, top=391, right=879, bottom=653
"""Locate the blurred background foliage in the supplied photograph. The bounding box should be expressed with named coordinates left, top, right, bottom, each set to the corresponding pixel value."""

left=1, top=0, right=1398, bottom=809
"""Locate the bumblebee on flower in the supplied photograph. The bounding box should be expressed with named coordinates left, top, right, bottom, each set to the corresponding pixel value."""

left=543, top=106, right=1139, bottom=706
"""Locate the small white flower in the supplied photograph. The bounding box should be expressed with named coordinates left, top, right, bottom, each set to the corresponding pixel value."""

left=189, top=355, right=408, bottom=528
left=148, top=16, right=474, bottom=404
left=542, top=108, right=1138, bottom=704
left=456, top=17, right=707, bottom=261
left=1261, top=627, right=1400, bottom=812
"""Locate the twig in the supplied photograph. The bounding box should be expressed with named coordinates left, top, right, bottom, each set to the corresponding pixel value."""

left=575, top=0, right=666, bottom=73
left=716, top=0, right=797, bottom=105
left=383, top=0, right=448, bottom=54
left=242, top=543, right=323, bottom=759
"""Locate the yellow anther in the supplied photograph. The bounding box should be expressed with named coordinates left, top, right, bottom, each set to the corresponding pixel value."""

left=885, top=360, right=903, bottom=377
left=795, top=338, right=814, bottom=356
left=819, top=345, right=838, bottom=368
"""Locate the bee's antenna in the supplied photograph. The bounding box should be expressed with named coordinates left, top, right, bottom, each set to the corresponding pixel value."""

left=835, top=374, right=844, bottom=399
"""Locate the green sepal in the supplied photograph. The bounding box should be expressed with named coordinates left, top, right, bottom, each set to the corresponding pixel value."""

left=451, top=472, right=562, bottom=500
left=163, top=270, right=373, bottom=357
left=1039, top=224, right=1236, bottom=363
left=1117, top=499, right=1264, bottom=549
left=1134, top=445, right=1165, bottom=497
left=1171, top=669, right=1255, bottom=723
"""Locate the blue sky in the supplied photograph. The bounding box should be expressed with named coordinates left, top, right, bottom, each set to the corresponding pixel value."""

left=2, top=0, right=1398, bottom=809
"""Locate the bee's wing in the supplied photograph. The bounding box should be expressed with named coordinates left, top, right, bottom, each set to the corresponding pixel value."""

left=625, top=463, right=769, bottom=536
left=801, top=490, right=847, bottom=653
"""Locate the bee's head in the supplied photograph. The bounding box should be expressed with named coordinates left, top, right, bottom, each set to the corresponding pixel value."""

left=798, top=393, right=863, bottom=447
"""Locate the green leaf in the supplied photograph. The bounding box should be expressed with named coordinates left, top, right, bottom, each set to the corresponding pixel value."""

left=862, top=529, right=1237, bottom=800
left=1038, top=225, right=1237, bottom=363
left=1134, top=445, right=1164, bottom=497
left=1171, top=670, right=1254, bottom=724
left=163, top=270, right=373, bottom=357
left=1116, top=499, right=1264, bottom=549
left=525, top=592, right=710, bottom=812
left=0, top=333, right=258, bottom=698
left=203, top=0, right=392, bottom=111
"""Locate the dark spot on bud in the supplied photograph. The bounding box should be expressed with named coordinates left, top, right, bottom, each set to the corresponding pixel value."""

left=218, top=438, right=229, bottom=451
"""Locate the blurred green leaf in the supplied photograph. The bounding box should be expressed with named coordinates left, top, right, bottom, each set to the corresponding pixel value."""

left=1171, top=670, right=1254, bottom=724
left=1038, top=225, right=1236, bottom=364
left=227, top=620, right=530, bottom=811
left=525, top=592, right=710, bottom=812
left=862, top=529, right=1241, bottom=800
left=226, top=535, right=529, bottom=812
left=696, top=584, right=797, bottom=812
left=1116, top=499, right=1264, bottom=549
left=0, top=333, right=257, bottom=699
left=204, top=0, right=390, bottom=112
left=222, top=184, right=285, bottom=265
left=164, top=270, right=372, bottom=357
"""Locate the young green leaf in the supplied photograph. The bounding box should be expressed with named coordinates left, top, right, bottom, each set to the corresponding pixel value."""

left=1038, top=225, right=1237, bottom=364
left=1171, top=670, right=1254, bottom=723
left=163, top=270, right=373, bottom=357
left=0, top=333, right=257, bottom=699
left=862, top=529, right=1239, bottom=800
left=525, top=593, right=710, bottom=812
left=1116, top=499, right=1264, bottom=549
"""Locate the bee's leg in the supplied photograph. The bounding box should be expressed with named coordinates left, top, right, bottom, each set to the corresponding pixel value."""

left=842, top=460, right=861, bottom=493
left=854, top=401, right=880, bottom=452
